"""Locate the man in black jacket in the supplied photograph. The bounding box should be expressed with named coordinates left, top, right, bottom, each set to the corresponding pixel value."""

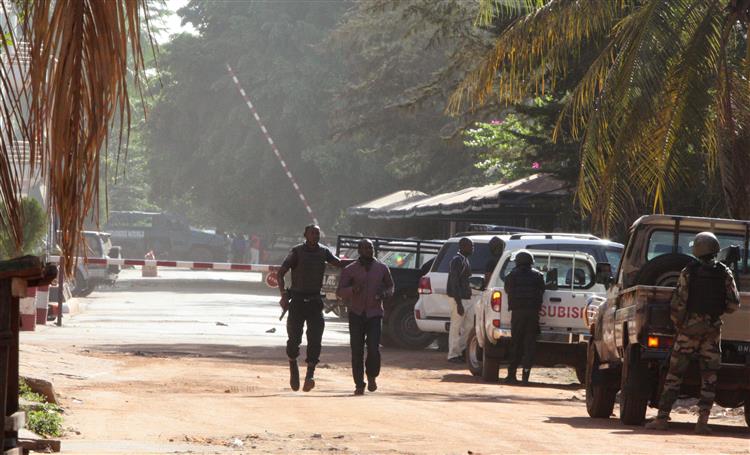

left=278, top=225, right=341, bottom=392
left=504, top=250, right=545, bottom=384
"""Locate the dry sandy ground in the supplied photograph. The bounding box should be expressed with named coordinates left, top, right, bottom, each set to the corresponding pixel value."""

left=19, top=340, right=749, bottom=454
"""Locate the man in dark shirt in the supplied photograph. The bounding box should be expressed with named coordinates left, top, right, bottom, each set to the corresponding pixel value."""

left=484, top=236, right=504, bottom=289
left=337, top=239, right=394, bottom=395
left=278, top=224, right=341, bottom=392
left=447, top=237, right=474, bottom=363
left=504, top=250, right=545, bottom=384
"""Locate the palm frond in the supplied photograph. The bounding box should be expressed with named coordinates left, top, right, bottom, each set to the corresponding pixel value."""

left=449, top=0, right=630, bottom=114
left=13, top=0, right=150, bottom=273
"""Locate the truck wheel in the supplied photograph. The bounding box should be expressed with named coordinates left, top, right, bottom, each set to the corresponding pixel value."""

left=465, top=328, right=483, bottom=377
left=619, top=345, right=649, bottom=425
left=745, top=400, right=749, bottom=427
left=386, top=299, right=435, bottom=350
left=71, top=269, right=95, bottom=297
left=585, top=341, right=617, bottom=418
left=481, top=350, right=500, bottom=382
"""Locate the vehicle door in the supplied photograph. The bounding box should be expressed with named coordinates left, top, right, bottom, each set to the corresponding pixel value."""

left=537, top=253, right=597, bottom=333
left=419, top=241, right=489, bottom=318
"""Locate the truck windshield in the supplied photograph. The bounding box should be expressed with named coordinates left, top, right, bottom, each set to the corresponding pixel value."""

left=647, top=230, right=745, bottom=262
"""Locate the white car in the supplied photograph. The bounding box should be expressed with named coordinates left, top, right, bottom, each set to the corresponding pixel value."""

left=414, top=233, right=623, bottom=347
left=469, top=249, right=609, bottom=382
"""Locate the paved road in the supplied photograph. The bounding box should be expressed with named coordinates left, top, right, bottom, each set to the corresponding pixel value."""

left=19, top=270, right=750, bottom=454
left=30, top=268, right=351, bottom=347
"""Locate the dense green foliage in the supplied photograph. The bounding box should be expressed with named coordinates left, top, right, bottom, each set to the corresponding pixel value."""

left=143, top=0, right=524, bottom=236
left=0, top=198, right=46, bottom=259
left=457, top=0, right=750, bottom=233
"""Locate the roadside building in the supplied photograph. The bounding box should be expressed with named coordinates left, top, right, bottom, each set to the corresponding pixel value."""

left=347, top=173, right=572, bottom=238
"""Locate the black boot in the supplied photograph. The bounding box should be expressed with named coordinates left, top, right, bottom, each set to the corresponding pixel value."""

left=303, top=364, right=316, bottom=392
left=505, top=368, right=518, bottom=384
left=521, top=369, right=531, bottom=385
left=289, top=360, right=300, bottom=391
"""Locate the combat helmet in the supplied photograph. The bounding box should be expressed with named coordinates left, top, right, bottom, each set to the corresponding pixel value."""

left=513, top=249, right=534, bottom=266
left=692, top=232, right=720, bottom=258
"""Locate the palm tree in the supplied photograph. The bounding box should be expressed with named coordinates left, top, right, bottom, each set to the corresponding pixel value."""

left=451, top=0, right=750, bottom=234
left=0, top=0, right=149, bottom=272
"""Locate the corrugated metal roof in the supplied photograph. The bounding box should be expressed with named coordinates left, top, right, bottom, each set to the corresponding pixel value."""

left=365, top=174, right=567, bottom=219
left=347, top=190, right=429, bottom=216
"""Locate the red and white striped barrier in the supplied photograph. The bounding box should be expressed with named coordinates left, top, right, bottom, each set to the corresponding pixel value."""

left=47, top=256, right=279, bottom=273
left=226, top=63, right=320, bottom=226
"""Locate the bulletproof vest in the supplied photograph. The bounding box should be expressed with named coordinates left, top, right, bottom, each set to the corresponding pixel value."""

left=686, top=261, right=727, bottom=318
left=506, top=266, right=544, bottom=311
left=290, top=244, right=327, bottom=294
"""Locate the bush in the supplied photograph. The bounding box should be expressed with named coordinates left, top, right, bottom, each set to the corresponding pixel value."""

left=19, top=378, right=63, bottom=437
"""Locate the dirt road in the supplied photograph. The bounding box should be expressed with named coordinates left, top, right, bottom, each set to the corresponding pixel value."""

left=18, top=273, right=749, bottom=454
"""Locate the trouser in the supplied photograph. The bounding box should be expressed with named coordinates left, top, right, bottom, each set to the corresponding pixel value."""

left=286, top=293, right=325, bottom=366
left=509, top=309, right=539, bottom=371
left=349, top=312, right=383, bottom=388
left=656, top=328, right=720, bottom=419
left=448, top=299, right=474, bottom=359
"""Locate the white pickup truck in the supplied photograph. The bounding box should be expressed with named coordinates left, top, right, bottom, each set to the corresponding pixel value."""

left=468, top=249, right=608, bottom=382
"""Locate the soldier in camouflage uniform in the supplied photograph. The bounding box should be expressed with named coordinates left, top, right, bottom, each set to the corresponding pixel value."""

left=646, top=232, right=740, bottom=434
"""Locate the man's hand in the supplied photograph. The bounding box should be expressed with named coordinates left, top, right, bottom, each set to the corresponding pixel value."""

left=279, top=293, right=290, bottom=311
left=455, top=299, right=465, bottom=316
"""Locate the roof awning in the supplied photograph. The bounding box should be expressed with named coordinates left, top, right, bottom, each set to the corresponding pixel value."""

left=347, top=190, right=429, bottom=216
left=362, top=174, right=568, bottom=220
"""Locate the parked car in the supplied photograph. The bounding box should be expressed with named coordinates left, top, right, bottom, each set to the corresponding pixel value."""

left=71, top=230, right=122, bottom=297
left=321, top=235, right=444, bottom=349
left=469, top=249, right=608, bottom=383
left=104, top=211, right=229, bottom=262
left=414, top=232, right=624, bottom=338
left=585, top=214, right=750, bottom=427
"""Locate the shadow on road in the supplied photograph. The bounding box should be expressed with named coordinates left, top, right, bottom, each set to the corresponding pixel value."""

left=545, top=416, right=749, bottom=438
left=439, top=373, right=583, bottom=391
left=92, top=343, right=451, bottom=371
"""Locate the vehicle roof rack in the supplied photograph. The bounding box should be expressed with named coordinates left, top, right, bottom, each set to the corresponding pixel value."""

left=508, top=233, right=601, bottom=240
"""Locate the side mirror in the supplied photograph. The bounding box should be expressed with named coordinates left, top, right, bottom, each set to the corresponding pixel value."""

left=469, top=276, right=484, bottom=291
left=545, top=268, right=558, bottom=290
left=595, top=262, right=614, bottom=286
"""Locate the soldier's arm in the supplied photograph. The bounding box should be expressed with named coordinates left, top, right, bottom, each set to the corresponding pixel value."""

left=325, top=248, right=342, bottom=267
left=277, top=249, right=297, bottom=296
left=669, top=270, right=689, bottom=326
left=724, top=269, right=741, bottom=314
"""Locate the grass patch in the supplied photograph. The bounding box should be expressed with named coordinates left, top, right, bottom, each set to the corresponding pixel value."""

left=19, top=378, right=63, bottom=437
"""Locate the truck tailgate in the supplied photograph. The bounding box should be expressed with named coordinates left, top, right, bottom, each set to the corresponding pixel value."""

left=723, top=293, right=750, bottom=342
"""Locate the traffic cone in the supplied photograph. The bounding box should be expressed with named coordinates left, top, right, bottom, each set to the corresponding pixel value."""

left=142, top=250, right=158, bottom=277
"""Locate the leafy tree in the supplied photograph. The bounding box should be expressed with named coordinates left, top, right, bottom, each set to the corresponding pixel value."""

left=453, top=0, right=750, bottom=234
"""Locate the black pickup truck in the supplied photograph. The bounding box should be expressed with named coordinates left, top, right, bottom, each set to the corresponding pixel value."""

left=104, top=211, right=229, bottom=262
left=322, top=235, right=444, bottom=350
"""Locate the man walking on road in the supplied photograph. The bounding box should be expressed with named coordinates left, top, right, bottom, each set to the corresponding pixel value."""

left=447, top=237, right=474, bottom=363
left=337, top=239, right=394, bottom=395
left=646, top=232, right=740, bottom=434
left=504, top=250, right=545, bottom=384
left=278, top=224, right=341, bottom=392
